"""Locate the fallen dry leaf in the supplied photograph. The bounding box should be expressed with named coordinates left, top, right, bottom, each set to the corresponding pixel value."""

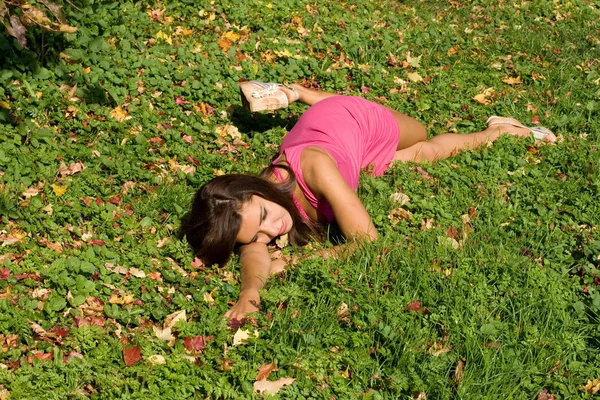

left=253, top=378, right=296, bottom=395
left=233, top=328, right=259, bottom=346
left=108, top=293, right=135, bottom=305
left=473, top=87, right=495, bottom=105
left=110, top=106, right=132, bottom=122
left=51, top=184, right=68, bottom=197
left=581, top=378, right=600, bottom=395
left=453, top=357, right=466, bottom=385
left=389, top=208, right=412, bottom=226
left=147, top=354, right=166, bottom=365
left=256, top=363, right=278, bottom=381
left=502, top=76, right=522, bottom=85
left=123, top=346, right=141, bottom=367
left=406, top=71, right=423, bottom=83
left=389, top=192, right=410, bottom=206
left=215, top=124, right=241, bottom=140
left=406, top=51, right=422, bottom=68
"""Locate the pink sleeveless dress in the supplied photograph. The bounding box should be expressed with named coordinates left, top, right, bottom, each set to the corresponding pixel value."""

left=274, top=96, right=400, bottom=222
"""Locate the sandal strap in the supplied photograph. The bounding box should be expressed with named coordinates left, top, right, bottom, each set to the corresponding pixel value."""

left=249, top=81, right=280, bottom=98
left=282, top=84, right=300, bottom=101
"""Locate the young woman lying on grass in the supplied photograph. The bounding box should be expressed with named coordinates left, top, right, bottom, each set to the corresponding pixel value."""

left=181, top=81, right=556, bottom=321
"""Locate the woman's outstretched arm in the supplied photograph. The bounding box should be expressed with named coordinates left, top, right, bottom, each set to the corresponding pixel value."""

left=301, top=148, right=378, bottom=252
left=224, top=242, right=271, bottom=321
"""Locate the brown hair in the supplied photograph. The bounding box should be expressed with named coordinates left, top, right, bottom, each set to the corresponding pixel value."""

left=180, top=166, right=319, bottom=267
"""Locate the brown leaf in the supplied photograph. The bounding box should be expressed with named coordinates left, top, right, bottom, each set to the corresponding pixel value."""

left=123, top=346, right=142, bottom=367
left=453, top=358, right=466, bottom=385
left=388, top=208, right=412, bottom=226
left=37, top=0, right=66, bottom=23
left=253, top=378, right=296, bottom=395
left=9, top=15, right=28, bottom=48
left=256, top=363, right=278, bottom=381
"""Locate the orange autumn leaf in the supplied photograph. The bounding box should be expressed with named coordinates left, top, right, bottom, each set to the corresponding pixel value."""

left=502, top=76, right=522, bottom=85
left=122, top=346, right=141, bottom=366
left=256, top=363, right=278, bottom=381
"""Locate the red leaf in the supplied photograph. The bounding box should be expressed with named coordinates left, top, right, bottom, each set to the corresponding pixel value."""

left=148, top=137, right=165, bottom=145
left=0, top=268, right=10, bottom=280
left=88, top=240, right=105, bottom=246
left=360, top=86, right=371, bottom=93
left=228, top=318, right=245, bottom=330
left=447, top=226, right=460, bottom=240
left=90, top=316, right=106, bottom=327
left=184, top=335, right=214, bottom=352
left=537, top=389, right=555, bottom=400
left=406, top=300, right=422, bottom=311
left=27, top=352, right=53, bottom=364
left=123, top=346, right=142, bottom=366
left=54, top=327, right=70, bottom=338
left=175, top=96, right=190, bottom=105
left=406, top=300, right=431, bottom=314
left=531, top=116, right=540, bottom=125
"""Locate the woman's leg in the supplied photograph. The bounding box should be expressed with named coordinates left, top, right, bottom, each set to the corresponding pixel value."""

left=279, top=86, right=536, bottom=163
left=392, top=123, right=534, bottom=163
left=279, top=84, right=338, bottom=106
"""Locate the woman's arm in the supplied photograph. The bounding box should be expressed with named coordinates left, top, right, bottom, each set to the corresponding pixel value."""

left=224, top=242, right=271, bottom=320
left=302, top=148, right=378, bottom=249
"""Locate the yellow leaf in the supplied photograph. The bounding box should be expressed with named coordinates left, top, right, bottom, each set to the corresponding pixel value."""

left=156, top=31, right=172, bottom=45
left=222, top=31, right=240, bottom=42
left=502, top=76, right=522, bottom=85
left=59, top=24, right=78, bottom=33
left=233, top=328, right=259, bottom=346
left=0, top=101, right=11, bottom=109
left=406, top=51, right=422, bottom=68
left=203, top=291, right=215, bottom=305
left=274, top=49, right=293, bottom=58
left=215, top=124, right=241, bottom=140
left=83, top=67, right=91, bottom=74
left=108, top=293, right=135, bottom=305
left=581, top=379, right=600, bottom=395
left=147, top=354, right=166, bottom=365
left=51, top=184, right=68, bottom=197
left=406, top=72, right=423, bottom=83
left=110, top=106, right=131, bottom=122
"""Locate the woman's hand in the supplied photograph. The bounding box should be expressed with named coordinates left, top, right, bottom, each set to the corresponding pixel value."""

left=224, top=289, right=261, bottom=321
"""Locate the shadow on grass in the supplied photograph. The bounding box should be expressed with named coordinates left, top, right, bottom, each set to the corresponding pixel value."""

left=230, top=105, right=303, bottom=137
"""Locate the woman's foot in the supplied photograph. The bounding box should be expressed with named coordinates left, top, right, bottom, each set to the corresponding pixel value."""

left=239, top=81, right=300, bottom=112
left=487, top=116, right=557, bottom=142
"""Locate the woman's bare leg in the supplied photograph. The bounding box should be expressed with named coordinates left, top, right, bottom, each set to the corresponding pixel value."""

left=278, top=85, right=536, bottom=163
left=279, top=84, right=338, bottom=106
left=393, top=123, right=534, bottom=163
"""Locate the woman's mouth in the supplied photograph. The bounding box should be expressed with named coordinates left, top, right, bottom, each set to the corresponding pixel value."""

left=279, top=220, right=287, bottom=236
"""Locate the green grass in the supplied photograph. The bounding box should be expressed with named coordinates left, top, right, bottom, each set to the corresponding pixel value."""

left=0, top=0, right=599, bottom=398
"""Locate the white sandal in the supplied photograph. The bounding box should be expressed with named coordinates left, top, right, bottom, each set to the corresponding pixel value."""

left=239, top=81, right=299, bottom=112
left=487, top=116, right=557, bottom=143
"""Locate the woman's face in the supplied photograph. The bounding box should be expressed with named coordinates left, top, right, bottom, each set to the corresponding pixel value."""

left=236, top=195, right=293, bottom=245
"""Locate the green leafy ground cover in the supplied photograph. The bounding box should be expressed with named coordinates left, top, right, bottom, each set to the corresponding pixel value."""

left=0, top=0, right=599, bottom=398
